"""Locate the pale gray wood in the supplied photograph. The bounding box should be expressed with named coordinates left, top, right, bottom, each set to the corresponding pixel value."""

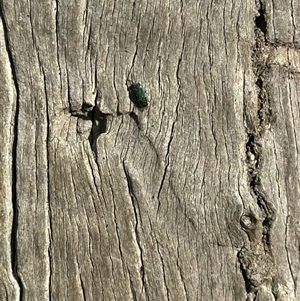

left=1, top=0, right=300, bottom=300
left=0, top=18, right=20, bottom=301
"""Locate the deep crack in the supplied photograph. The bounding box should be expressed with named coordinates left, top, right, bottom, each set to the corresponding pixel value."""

left=0, top=5, right=24, bottom=299
left=255, top=0, right=267, bottom=36
left=239, top=2, right=277, bottom=300
left=88, top=107, right=108, bottom=154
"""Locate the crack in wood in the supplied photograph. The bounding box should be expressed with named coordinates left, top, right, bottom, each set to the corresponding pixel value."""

left=255, top=0, right=267, bottom=36
left=0, top=6, right=24, bottom=299
left=239, top=2, right=278, bottom=300
left=88, top=107, right=109, bottom=154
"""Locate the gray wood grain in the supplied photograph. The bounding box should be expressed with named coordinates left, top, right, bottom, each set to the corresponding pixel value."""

left=1, top=0, right=300, bottom=300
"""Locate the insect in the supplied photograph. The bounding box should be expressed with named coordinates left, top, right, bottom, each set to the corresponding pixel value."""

left=128, top=82, right=148, bottom=108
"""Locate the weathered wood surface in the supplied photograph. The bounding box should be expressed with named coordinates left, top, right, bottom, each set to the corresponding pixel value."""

left=1, top=0, right=300, bottom=300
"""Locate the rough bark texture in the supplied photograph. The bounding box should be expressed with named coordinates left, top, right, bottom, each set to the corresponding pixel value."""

left=1, top=0, right=300, bottom=300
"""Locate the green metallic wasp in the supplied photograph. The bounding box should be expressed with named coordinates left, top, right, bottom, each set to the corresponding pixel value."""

left=128, top=82, right=148, bottom=108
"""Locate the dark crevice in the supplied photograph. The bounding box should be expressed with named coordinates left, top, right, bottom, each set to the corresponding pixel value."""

left=70, top=101, right=95, bottom=118
left=129, top=112, right=141, bottom=129
left=246, top=134, right=261, bottom=188
left=41, top=65, right=52, bottom=300
left=72, top=109, right=94, bottom=120
left=242, top=134, right=276, bottom=298
left=255, top=78, right=263, bottom=90
left=11, top=126, right=23, bottom=299
left=239, top=2, right=278, bottom=299
left=88, top=106, right=109, bottom=154
left=81, top=102, right=95, bottom=114
left=0, top=5, right=24, bottom=299
left=242, top=132, right=277, bottom=297
left=79, top=275, right=87, bottom=301
left=252, top=187, right=276, bottom=254
left=255, top=0, right=267, bottom=35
